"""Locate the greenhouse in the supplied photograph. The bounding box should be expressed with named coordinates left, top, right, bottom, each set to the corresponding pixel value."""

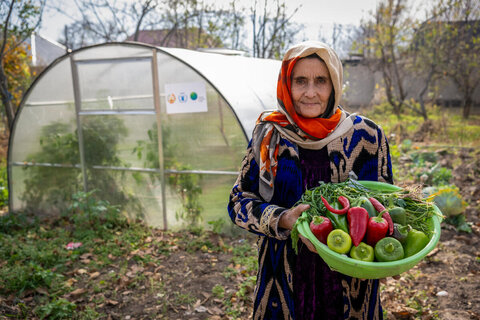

left=8, top=42, right=281, bottom=230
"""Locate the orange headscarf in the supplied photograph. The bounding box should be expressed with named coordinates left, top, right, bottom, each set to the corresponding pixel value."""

left=264, top=57, right=342, bottom=139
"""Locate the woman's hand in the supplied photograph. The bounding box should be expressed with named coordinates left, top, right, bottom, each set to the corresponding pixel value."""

left=279, top=204, right=318, bottom=253
left=279, top=204, right=310, bottom=230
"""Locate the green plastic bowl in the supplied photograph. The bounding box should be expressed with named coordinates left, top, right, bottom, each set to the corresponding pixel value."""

left=298, top=205, right=442, bottom=279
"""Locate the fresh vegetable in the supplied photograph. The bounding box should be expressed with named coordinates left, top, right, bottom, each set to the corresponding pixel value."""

left=324, top=208, right=349, bottom=234
left=327, top=229, right=352, bottom=254
left=347, top=207, right=369, bottom=247
left=321, top=196, right=350, bottom=215
left=426, top=186, right=466, bottom=218
left=310, top=216, right=333, bottom=245
left=404, top=228, right=429, bottom=257
left=374, top=237, right=405, bottom=262
left=354, top=180, right=403, bottom=193
left=392, top=223, right=409, bottom=244
left=350, top=242, right=374, bottom=262
left=365, top=212, right=388, bottom=246
left=388, top=207, right=407, bottom=225
left=369, top=197, right=394, bottom=235
left=291, top=179, right=441, bottom=257
left=357, top=196, right=376, bottom=218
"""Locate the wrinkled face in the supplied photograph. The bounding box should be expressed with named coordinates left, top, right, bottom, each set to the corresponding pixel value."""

left=290, top=57, right=333, bottom=118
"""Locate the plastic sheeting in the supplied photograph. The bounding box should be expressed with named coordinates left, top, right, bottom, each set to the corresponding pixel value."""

left=8, top=42, right=281, bottom=230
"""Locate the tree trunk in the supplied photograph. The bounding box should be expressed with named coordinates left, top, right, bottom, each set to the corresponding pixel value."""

left=0, top=63, right=15, bottom=131
left=462, top=96, right=472, bottom=119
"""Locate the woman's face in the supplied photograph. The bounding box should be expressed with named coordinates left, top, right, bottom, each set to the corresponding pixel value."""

left=290, top=57, right=333, bottom=118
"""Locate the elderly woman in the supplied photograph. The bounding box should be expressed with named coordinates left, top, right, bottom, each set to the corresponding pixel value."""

left=228, top=41, right=393, bottom=320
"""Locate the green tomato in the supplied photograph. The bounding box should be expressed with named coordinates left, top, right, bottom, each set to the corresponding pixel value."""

left=327, top=229, right=352, bottom=254
left=350, top=242, right=374, bottom=262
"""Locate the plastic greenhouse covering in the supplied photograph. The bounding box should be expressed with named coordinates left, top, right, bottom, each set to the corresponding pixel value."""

left=8, top=42, right=281, bottom=230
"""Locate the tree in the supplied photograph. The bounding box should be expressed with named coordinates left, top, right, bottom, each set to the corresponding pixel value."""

left=0, top=0, right=45, bottom=131
left=250, top=0, right=301, bottom=59
left=318, top=23, right=358, bottom=58
left=433, top=0, right=480, bottom=119
left=56, top=0, right=159, bottom=49
left=355, top=0, right=415, bottom=118
left=56, top=0, right=246, bottom=51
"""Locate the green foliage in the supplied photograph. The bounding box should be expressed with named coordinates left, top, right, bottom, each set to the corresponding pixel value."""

left=0, top=262, right=63, bottom=295
left=134, top=123, right=204, bottom=226
left=212, top=284, right=225, bottom=299
left=208, top=218, right=226, bottom=234
left=67, top=190, right=128, bottom=240
left=0, top=211, right=35, bottom=234
left=36, top=298, right=77, bottom=320
left=235, top=275, right=256, bottom=301
left=22, top=116, right=136, bottom=215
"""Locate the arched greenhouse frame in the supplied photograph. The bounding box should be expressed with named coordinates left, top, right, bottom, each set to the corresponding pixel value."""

left=8, top=42, right=280, bottom=230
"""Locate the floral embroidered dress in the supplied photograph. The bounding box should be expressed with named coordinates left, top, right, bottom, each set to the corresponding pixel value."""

left=228, top=115, right=393, bottom=320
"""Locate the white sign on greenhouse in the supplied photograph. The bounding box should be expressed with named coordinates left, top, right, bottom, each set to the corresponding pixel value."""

left=165, top=82, right=207, bottom=114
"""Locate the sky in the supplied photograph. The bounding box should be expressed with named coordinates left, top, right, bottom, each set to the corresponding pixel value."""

left=38, top=0, right=427, bottom=45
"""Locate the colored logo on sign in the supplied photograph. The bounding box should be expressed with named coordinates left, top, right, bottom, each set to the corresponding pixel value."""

left=168, top=93, right=176, bottom=104
left=179, top=92, right=187, bottom=103
left=190, top=92, right=198, bottom=101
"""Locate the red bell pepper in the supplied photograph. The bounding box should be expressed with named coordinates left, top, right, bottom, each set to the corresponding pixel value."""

left=321, top=196, right=350, bottom=215
left=309, top=216, right=333, bottom=245
left=368, top=197, right=394, bottom=235
left=365, top=212, right=388, bottom=246
left=347, top=207, right=369, bottom=247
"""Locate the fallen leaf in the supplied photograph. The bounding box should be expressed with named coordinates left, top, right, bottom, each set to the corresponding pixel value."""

left=107, top=299, right=119, bottom=306
left=89, top=271, right=100, bottom=279
left=195, top=305, right=208, bottom=313
left=76, top=268, right=88, bottom=275
left=35, top=287, right=48, bottom=295
left=80, top=253, right=93, bottom=259
left=70, top=288, right=87, bottom=296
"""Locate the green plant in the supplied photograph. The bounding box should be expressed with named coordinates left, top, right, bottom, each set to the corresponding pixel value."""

left=67, top=190, right=128, bottom=239
left=36, top=298, right=77, bottom=320
left=0, top=159, right=9, bottom=207
left=212, top=284, right=225, bottom=299
left=208, top=218, right=226, bottom=234
left=235, top=275, right=256, bottom=301
left=22, top=117, right=139, bottom=216
left=134, top=123, right=204, bottom=226
left=76, top=306, right=103, bottom=320
left=173, top=291, right=196, bottom=306
left=0, top=262, right=64, bottom=295
left=0, top=211, right=35, bottom=234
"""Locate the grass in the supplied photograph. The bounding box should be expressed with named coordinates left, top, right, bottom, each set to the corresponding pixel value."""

left=0, top=189, right=258, bottom=319
left=362, top=103, right=480, bottom=148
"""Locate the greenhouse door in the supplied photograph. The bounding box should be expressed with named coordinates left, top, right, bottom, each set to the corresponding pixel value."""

left=71, top=48, right=168, bottom=229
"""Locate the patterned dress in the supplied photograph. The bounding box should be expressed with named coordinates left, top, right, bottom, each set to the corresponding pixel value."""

left=228, top=115, right=393, bottom=320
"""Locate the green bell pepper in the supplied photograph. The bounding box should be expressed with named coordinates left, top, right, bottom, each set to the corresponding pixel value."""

left=374, top=237, right=404, bottom=262
left=350, top=242, right=374, bottom=262
left=404, top=228, right=429, bottom=257
left=388, top=207, right=407, bottom=225
left=392, top=223, right=409, bottom=244
left=327, top=229, right=352, bottom=254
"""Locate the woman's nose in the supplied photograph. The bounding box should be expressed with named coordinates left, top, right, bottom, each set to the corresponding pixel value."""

left=304, top=83, right=317, bottom=97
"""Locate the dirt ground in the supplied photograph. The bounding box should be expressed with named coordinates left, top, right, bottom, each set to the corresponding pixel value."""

left=1, top=133, right=479, bottom=319
left=378, top=146, right=480, bottom=320
left=89, top=145, right=480, bottom=320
